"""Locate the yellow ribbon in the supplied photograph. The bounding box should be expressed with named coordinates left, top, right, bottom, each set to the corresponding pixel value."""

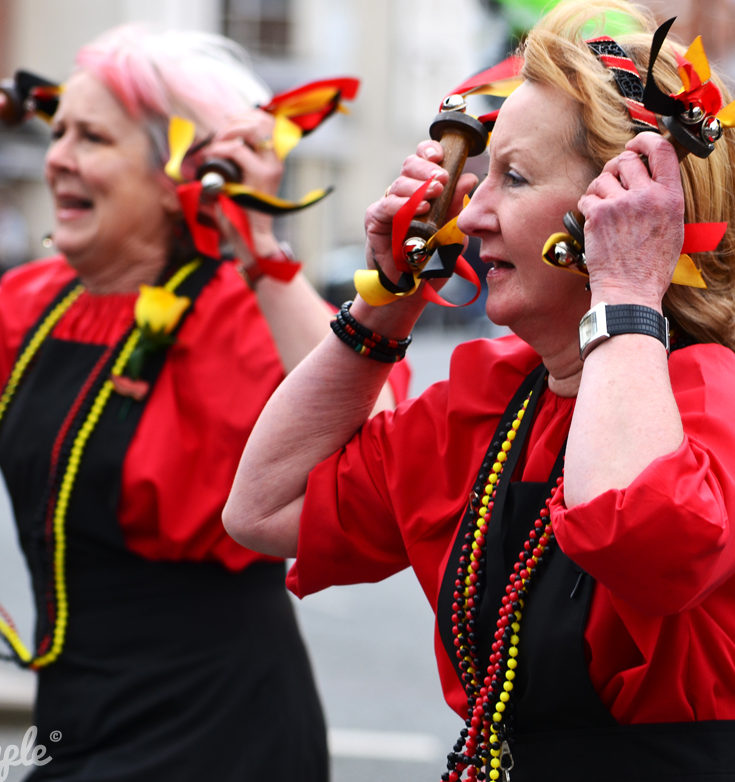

left=462, top=76, right=523, bottom=100
left=354, top=201, right=469, bottom=306
left=164, top=115, right=196, bottom=181
left=671, top=253, right=707, bottom=288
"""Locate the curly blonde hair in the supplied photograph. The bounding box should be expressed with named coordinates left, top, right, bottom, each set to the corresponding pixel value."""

left=521, top=0, right=735, bottom=347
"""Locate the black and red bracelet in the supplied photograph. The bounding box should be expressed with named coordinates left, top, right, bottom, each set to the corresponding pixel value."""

left=330, top=300, right=411, bottom=363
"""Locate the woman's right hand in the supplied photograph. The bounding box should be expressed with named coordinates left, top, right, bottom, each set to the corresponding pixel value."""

left=200, top=109, right=285, bottom=259
left=364, top=139, right=478, bottom=286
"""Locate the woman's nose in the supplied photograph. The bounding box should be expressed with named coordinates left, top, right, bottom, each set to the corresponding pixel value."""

left=45, top=134, right=76, bottom=173
left=457, top=179, right=498, bottom=236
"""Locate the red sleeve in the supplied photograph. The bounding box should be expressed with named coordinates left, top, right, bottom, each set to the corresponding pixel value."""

left=551, top=343, right=735, bottom=614
left=550, top=344, right=735, bottom=723
left=119, top=262, right=286, bottom=569
left=287, top=335, right=543, bottom=600
left=286, top=335, right=554, bottom=717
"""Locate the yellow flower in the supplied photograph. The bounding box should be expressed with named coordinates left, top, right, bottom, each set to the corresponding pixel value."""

left=135, top=285, right=191, bottom=336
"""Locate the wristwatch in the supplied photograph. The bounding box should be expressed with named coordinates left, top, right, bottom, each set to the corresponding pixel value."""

left=578, top=302, right=669, bottom=360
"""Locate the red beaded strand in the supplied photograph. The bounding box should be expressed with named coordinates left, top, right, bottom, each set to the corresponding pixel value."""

left=442, top=390, right=563, bottom=781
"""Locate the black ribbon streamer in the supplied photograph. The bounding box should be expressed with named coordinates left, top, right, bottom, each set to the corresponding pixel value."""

left=641, top=17, right=682, bottom=117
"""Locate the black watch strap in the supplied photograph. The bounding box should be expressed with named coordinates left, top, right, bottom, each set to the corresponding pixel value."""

left=579, top=302, right=669, bottom=360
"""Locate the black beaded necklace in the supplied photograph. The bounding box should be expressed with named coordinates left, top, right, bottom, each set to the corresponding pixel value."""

left=440, top=365, right=564, bottom=782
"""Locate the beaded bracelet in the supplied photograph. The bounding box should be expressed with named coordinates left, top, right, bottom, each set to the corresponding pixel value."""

left=330, top=300, right=411, bottom=363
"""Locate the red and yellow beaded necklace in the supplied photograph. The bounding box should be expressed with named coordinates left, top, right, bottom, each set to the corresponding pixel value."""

left=441, top=367, right=564, bottom=782
left=0, top=260, right=200, bottom=668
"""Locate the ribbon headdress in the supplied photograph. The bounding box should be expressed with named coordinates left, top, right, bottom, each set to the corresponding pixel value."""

left=543, top=19, right=735, bottom=288
left=354, top=56, right=523, bottom=307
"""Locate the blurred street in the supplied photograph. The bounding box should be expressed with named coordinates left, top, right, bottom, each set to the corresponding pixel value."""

left=0, top=318, right=503, bottom=781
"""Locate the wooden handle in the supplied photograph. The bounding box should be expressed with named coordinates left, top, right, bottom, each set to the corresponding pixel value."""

left=409, top=129, right=472, bottom=241
left=400, top=105, right=488, bottom=269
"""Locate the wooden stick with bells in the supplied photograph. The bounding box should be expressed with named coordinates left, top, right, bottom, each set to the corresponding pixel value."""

left=196, top=158, right=243, bottom=198
left=401, top=94, right=488, bottom=277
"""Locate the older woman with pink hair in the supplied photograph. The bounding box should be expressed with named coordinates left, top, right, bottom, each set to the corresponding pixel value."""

left=0, top=23, right=406, bottom=781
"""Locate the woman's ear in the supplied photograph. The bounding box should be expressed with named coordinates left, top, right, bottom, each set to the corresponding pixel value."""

left=160, top=180, right=183, bottom=218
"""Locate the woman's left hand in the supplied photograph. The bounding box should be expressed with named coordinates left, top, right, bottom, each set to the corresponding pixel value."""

left=578, top=131, right=685, bottom=307
left=202, top=109, right=284, bottom=257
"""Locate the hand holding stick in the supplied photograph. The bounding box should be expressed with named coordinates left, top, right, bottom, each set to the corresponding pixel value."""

left=402, top=94, right=488, bottom=273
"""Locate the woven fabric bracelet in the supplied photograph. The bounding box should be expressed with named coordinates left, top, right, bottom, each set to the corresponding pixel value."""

left=236, top=243, right=302, bottom=290
left=330, top=300, right=411, bottom=363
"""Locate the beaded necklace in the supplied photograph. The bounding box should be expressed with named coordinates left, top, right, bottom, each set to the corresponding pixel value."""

left=0, top=260, right=200, bottom=668
left=441, top=366, right=564, bottom=782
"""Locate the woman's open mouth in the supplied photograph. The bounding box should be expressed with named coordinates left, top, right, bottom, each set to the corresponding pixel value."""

left=486, top=258, right=514, bottom=271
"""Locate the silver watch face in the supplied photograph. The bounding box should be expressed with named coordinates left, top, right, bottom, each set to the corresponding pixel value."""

left=579, top=310, right=599, bottom=346
left=579, top=303, right=609, bottom=359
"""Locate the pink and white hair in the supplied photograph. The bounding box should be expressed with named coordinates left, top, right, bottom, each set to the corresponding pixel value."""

left=73, top=24, right=272, bottom=167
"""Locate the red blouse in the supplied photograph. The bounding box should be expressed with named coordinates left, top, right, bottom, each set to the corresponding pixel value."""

left=288, top=332, right=735, bottom=724
left=0, top=256, right=410, bottom=571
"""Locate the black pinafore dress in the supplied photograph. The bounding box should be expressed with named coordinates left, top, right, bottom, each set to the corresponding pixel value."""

left=438, top=365, right=735, bottom=781
left=0, top=265, right=328, bottom=781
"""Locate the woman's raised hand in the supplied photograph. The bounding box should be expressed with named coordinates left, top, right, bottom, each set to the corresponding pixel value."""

left=578, top=131, right=685, bottom=307
left=364, top=139, right=478, bottom=285
left=203, top=110, right=285, bottom=256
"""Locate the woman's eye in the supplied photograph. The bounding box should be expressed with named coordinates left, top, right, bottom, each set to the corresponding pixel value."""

left=49, top=126, right=64, bottom=141
left=505, top=169, right=526, bottom=186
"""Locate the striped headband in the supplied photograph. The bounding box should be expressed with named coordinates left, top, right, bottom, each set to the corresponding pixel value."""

left=586, top=36, right=660, bottom=134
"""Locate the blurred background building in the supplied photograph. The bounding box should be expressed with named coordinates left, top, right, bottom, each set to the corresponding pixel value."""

left=2, top=0, right=732, bottom=290
left=0, top=0, right=507, bottom=292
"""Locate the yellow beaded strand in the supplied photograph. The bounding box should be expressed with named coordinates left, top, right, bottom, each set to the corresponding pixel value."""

left=0, top=260, right=200, bottom=668
left=460, top=395, right=529, bottom=690
left=0, top=285, right=84, bottom=664
left=30, top=327, right=142, bottom=668
left=0, top=285, right=84, bottom=423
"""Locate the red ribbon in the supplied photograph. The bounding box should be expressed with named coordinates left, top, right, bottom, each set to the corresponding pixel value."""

left=177, top=182, right=301, bottom=280
left=444, top=56, right=523, bottom=107
left=673, top=52, right=723, bottom=116
left=178, top=182, right=221, bottom=258
left=420, top=254, right=481, bottom=308
left=681, top=222, right=727, bottom=253
left=260, top=77, right=360, bottom=134
left=391, top=178, right=434, bottom=272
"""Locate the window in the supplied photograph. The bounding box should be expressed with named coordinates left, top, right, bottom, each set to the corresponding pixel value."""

left=224, top=0, right=293, bottom=57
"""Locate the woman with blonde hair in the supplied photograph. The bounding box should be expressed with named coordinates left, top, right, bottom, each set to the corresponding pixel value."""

left=226, top=0, right=735, bottom=778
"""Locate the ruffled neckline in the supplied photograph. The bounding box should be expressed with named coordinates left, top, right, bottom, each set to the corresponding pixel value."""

left=52, top=288, right=138, bottom=346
